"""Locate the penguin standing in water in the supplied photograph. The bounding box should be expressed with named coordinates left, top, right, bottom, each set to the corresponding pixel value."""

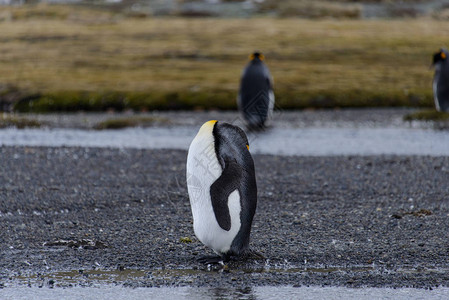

left=186, top=120, right=258, bottom=264
left=238, top=52, right=275, bottom=129
left=432, top=48, right=449, bottom=112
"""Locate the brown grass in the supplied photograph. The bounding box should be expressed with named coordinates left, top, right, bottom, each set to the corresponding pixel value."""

left=93, top=116, right=170, bottom=130
left=0, top=4, right=448, bottom=111
left=403, top=110, right=449, bottom=121
left=0, top=114, right=42, bottom=128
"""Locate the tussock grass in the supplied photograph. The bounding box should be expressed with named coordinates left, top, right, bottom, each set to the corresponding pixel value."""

left=0, top=114, right=42, bottom=128
left=93, top=116, right=170, bottom=130
left=403, top=110, right=449, bottom=122
left=258, top=0, right=361, bottom=19
left=0, top=4, right=447, bottom=112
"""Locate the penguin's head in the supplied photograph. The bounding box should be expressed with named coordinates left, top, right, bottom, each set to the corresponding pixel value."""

left=188, top=120, right=252, bottom=187
left=192, top=120, right=251, bottom=164
left=250, top=52, right=265, bottom=61
left=193, top=120, right=250, bottom=152
left=196, top=120, right=218, bottom=139
left=433, top=48, right=447, bottom=65
left=212, top=121, right=251, bottom=171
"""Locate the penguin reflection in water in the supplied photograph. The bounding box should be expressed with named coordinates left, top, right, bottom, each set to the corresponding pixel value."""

left=238, top=52, right=275, bottom=130
left=432, top=48, right=449, bottom=112
left=186, top=120, right=261, bottom=264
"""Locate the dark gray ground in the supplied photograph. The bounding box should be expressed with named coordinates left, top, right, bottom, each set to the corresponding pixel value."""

left=1, top=146, right=449, bottom=289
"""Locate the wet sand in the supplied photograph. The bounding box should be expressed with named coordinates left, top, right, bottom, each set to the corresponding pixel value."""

left=1, top=146, right=449, bottom=289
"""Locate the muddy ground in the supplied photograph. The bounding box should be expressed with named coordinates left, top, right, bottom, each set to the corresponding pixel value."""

left=1, top=146, right=449, bottom=288
left=4, top=109, right=415, bottom=129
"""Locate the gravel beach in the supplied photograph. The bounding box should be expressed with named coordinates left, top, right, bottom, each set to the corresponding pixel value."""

left=1, top=146, right=449, bottom=289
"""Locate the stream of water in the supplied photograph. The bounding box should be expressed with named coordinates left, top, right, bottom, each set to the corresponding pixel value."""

left=1, top=126, right=448, bottom=156
left=1, top=285, right=449, bottom=300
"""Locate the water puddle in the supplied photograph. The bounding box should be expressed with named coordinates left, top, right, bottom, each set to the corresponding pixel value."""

left=4, top=266, right=449, bottom=299
left=9, top=264, right=449, bottom=286
left=1, top=127, right=449, bottom=156
left=13, top=269, right=148, bottom=285
left=1, top=285, right=448, bottom=300
left=9, top=265, right=375, bottom=286
left=151, top=265, right=376, bottom=277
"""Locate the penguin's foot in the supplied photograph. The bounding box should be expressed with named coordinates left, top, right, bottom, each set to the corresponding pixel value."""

left=241, top=249, right=266, bottom=260
left=197, top=255, right=226, bottom=265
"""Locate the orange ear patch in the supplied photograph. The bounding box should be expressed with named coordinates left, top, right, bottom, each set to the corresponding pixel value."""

left=246, top=145, right=249, bottom=150
left=442, top=52, right=447, bottom=59
left=249, top=53, right=265, bottom=61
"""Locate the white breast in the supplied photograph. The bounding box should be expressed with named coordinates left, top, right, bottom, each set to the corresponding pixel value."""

left=266, top=89, right=275, bottom=125
left=186, top=124, right=241, bottom=254
left=433, top=79, right=441, bottom=112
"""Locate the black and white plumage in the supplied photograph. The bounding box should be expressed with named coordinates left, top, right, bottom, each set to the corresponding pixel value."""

left=238, top=52, right=275, bottom=129
left=432, top=48, right=449, bottom=112
left=186, top=120, right=258, bottom=264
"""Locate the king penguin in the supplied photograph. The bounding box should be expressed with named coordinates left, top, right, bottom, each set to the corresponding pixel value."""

left=238, top=52, right=275, bottom=129
left=186, top=120, right=258, bottom=264
left=432, top=48, right=449, bottom=112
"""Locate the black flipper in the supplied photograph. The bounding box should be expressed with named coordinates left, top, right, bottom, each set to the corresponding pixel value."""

left=209, top=157, right=242, bottom=231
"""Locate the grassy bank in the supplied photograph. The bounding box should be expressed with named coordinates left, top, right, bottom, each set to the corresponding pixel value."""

left=403, top=110, right=449, bottom=122
left=0, top=114, right=42, bottom=128
left=0, top=4, right=447, bottom=112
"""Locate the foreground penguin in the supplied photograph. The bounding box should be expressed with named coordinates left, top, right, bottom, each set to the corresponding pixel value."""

left=186, top=120, right=258, bottom=264
left=238, top=52, right=275, bottom=129
left=432, top=48, right=449, bottom=112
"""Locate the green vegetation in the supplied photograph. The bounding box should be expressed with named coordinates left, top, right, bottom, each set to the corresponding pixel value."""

left=197, top=0, right=449, bottom=19
left=0, top=114, right=42, bottom=128
left=179, top=237, right=192, bottom=244
left=403, top=110, right=449, bottom=122
left=0, top=4, right=447, bottom=112
left=13, top=91, right=237, bottom=112
left=93, top=116, right=170, bottom=130
left=257, top=0, right=361, bottom=18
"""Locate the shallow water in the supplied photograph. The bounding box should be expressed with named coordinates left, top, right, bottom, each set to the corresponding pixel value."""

left=4, top=265, right=449, bottom=298
left=1, top=285, right=448, bottom=300
left=1, top=126, right=448, bottom=156
left=8, top=265, right=377, bottom=286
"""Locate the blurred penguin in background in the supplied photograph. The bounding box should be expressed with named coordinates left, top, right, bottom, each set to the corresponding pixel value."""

left=238, top=52, right=275, bottom=129
left=432, top=48, right=449, bottom=112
